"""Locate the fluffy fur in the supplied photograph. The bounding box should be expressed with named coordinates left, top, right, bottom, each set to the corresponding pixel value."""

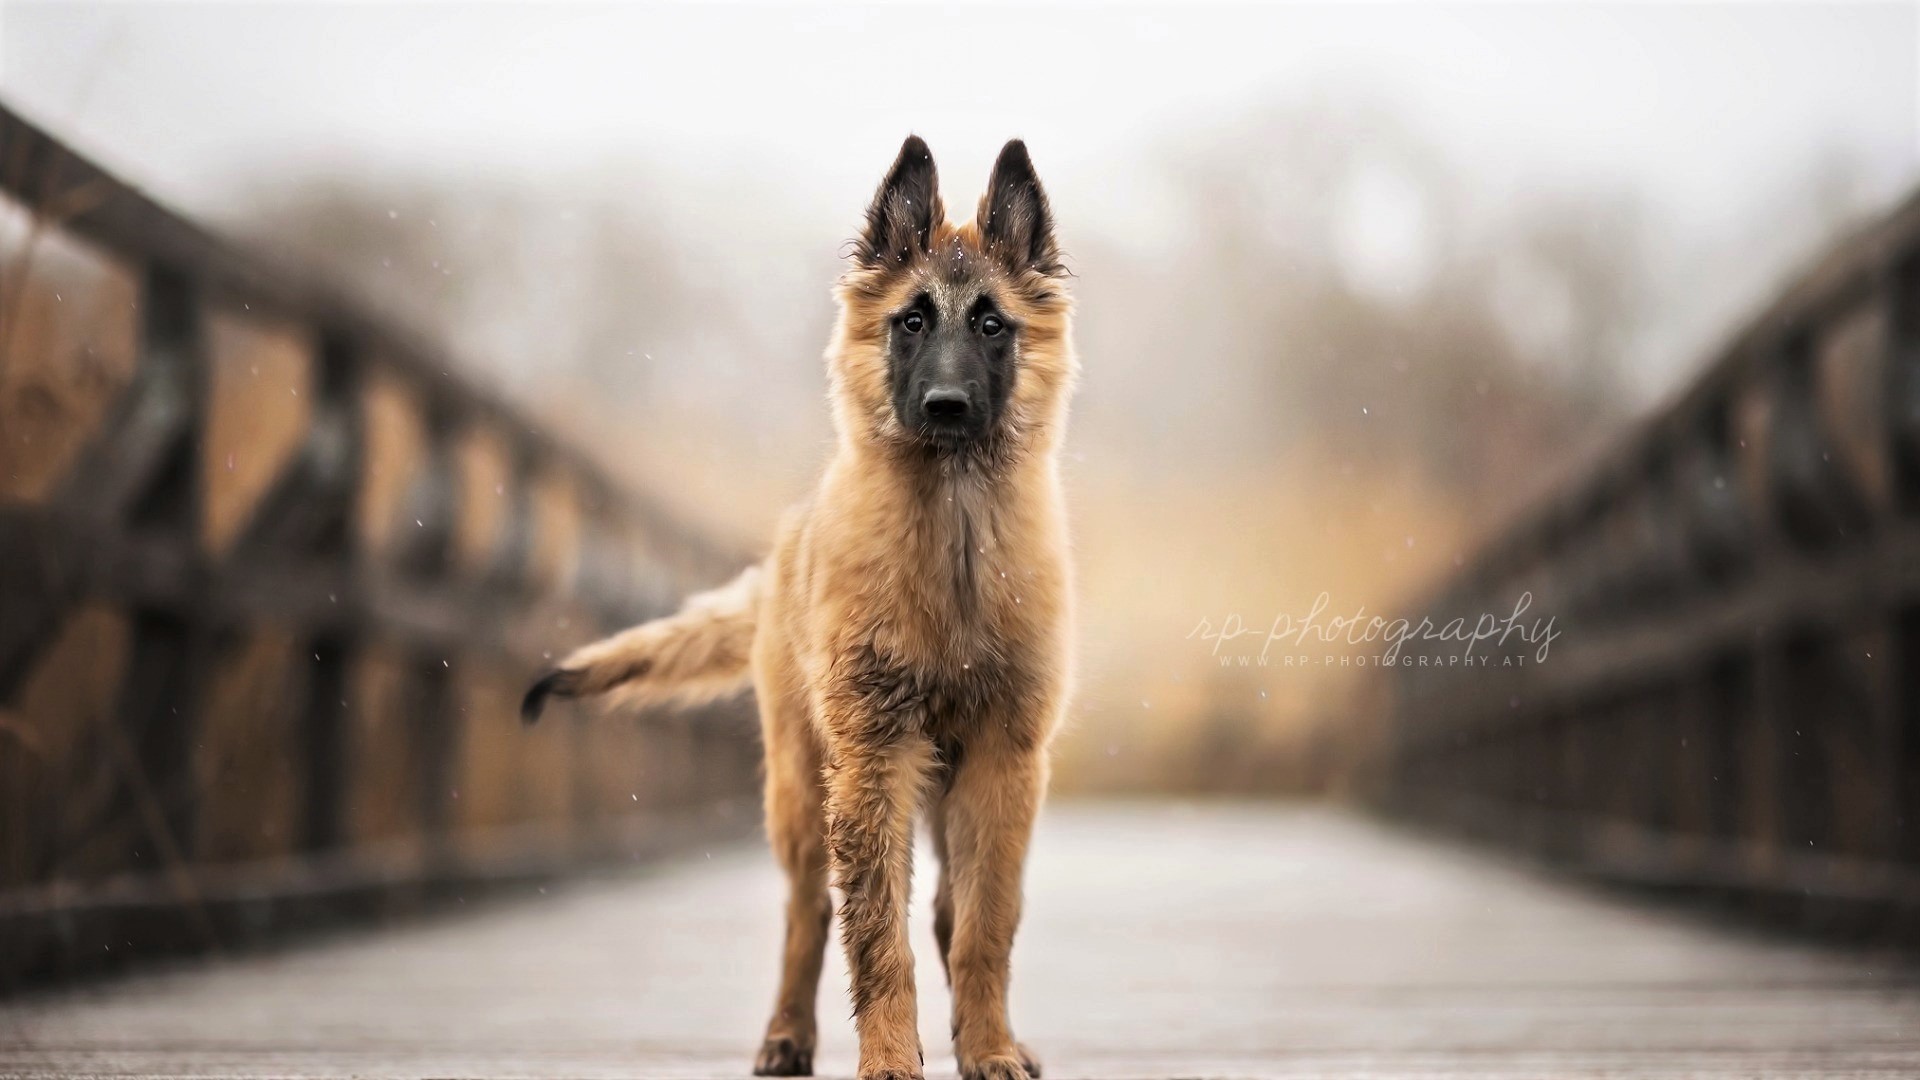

left=525, top=136, right=1076, bottom=1080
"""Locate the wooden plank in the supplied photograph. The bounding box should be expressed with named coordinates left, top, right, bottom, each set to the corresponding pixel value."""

left=232, top=331, right=360, bottom=560
left=199, top=307, right=313, bottom=555
left=353, top=367, right=427, bottom=563
left=338, top=649, right=426, bottom=858
left=450, top=665, right=571, bottom=841
left=193, top=628, right=303, bottom=865
left=0, top=196, right=142, bottom=504
left=0, top=605, right=132, bottom=891
left=451, top=424, right=512, bottom=576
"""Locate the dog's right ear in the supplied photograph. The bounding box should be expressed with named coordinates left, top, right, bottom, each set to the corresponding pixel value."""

left=854, top=135, right=942, bottom=269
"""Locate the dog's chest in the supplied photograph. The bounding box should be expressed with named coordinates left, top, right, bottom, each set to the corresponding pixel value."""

left=920, top=472, right=1050, bottom=626
left=829, top=466, right=1062, bottom=750
left=842, top=641, right=1041, bottom=752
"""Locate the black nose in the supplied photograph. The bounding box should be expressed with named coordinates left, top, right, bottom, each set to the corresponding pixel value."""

left=922, top=386, right=972, bottom=422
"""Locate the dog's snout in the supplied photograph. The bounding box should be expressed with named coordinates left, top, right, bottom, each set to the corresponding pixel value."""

left=922, top=386, right=972, bottom=422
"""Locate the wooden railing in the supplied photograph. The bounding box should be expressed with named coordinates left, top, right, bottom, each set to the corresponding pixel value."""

left=1375, top=187, right=1920, bottom=941
left=0, top=102, right=760, bottom=989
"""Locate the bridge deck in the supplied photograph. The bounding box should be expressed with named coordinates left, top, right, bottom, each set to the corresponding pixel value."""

left=3, top=803, right=1916, bottom=1079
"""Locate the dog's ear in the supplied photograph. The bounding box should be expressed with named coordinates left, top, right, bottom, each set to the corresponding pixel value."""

left=977, top=139, right=1062, bottom=277
left=855, top=135, right=942, bottom=269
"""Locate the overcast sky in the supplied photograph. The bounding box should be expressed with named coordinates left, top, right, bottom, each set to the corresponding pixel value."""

left=5, top=2, right=1913, bottom=232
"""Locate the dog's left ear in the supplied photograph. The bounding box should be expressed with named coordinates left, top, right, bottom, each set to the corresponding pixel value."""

left=978, top=140, right=1063, bottom=277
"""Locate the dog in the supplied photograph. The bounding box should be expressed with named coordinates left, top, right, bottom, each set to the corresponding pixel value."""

left=522, top=136, right=1076, bottom=1080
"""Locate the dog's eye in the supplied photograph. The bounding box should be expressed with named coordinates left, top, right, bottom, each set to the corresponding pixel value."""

left=902, top=311, right=925, bottom=334
left=979, top=314, right=1004, bottom=337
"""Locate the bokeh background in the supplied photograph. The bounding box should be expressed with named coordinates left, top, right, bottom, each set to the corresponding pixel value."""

left=4, top=0, right=1914, bottom=794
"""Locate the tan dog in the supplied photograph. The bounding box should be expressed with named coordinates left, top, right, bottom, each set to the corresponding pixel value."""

left=524, top=136, right=1075, bottom=1080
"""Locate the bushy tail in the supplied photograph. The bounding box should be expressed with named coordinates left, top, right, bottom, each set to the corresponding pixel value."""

left=521, top=564, right=762, bottom=724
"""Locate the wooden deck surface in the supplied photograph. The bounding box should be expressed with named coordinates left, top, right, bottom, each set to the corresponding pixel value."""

left=3, top=802, right=1917, bottom=1079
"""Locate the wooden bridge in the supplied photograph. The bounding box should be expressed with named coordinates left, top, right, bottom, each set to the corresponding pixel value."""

left=6, top=803, right=1919, bottom=1079
left=2, top=104, right=1919, bottom=1078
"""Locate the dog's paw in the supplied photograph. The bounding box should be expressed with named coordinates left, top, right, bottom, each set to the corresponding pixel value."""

left=960, top=1052, right=1031, bottom=1080
left=1016, top=1042, right=1043, bottom=1079
left=753, top=1035, right=814, bottom=1077
left=855, top=1055, right=925, bottom=1080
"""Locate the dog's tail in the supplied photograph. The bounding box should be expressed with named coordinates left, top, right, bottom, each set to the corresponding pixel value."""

left=521, top=563, right=762, bottom=725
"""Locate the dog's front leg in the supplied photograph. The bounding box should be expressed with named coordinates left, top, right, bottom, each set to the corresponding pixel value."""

left=943, top=736, right=1046, bottom=1080
left=824, top=731, right=933, bottom=1080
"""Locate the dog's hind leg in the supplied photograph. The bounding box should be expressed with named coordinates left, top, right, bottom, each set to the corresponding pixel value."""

left=942, top=737, right=1046, bottom=1080
left=754, top=692, right=831, bottom=1077
left=929, top=791, right=955, bottom=983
